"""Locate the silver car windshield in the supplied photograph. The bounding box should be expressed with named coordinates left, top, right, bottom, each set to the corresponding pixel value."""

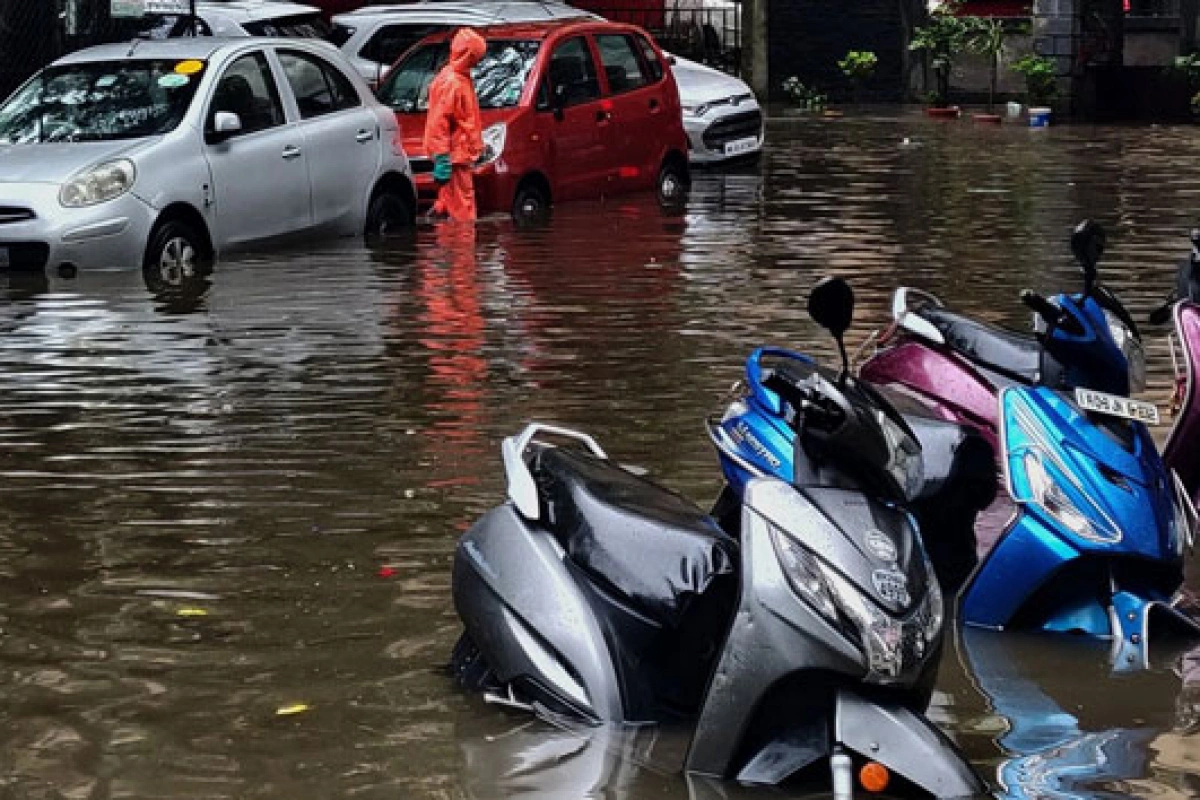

left=0, top=60, right=206, bottom=144
left=379, top=39, right=540, bottom=113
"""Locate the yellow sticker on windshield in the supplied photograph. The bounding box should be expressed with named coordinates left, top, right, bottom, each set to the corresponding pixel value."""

left=175, top=60, right=204, bottom=75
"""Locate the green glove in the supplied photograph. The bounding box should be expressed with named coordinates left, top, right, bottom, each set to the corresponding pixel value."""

left=433, top=153, right=452, bottom=184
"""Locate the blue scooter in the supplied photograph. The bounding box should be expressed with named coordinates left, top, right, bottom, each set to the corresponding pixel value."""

left=710, top=254, right=1199, bottom=668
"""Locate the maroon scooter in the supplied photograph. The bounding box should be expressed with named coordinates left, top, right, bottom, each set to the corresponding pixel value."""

left=859, top=225, right=1200, bottom=505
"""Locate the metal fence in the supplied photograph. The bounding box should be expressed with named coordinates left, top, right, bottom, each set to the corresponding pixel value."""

left=570, top=1, right=742, bottom=73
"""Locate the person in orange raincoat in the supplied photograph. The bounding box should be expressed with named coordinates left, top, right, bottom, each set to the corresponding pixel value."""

left=424, top=28, right=486, bottom=221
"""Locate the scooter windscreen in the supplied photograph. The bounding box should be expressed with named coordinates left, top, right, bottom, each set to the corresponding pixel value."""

left=763, top=359, right=924, bottom=503
left=1031, top=292, right=1135, bottom=397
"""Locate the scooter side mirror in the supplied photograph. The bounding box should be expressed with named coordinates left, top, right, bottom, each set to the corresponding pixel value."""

left=1071, top=220, right=1105, bottom=296
left=807, top=276, right=854, bottom=379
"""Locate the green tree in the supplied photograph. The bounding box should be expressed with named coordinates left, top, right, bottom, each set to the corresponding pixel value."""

left=909, top=1, right=975, bottom=107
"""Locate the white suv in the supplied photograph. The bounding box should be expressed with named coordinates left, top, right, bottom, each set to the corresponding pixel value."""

left=330, top=0, right=763, bottom=164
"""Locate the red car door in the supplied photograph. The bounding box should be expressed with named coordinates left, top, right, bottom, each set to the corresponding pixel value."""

left=592, top=30, right=660, bottom=192
left=537, top=34, right=613, bottom=201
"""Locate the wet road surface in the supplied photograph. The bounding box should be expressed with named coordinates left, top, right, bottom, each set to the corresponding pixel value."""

left=2, top=109, right=1200, bottom=798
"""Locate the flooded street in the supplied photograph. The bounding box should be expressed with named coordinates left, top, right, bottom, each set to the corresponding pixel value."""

left=3, top=109, right=1200, bottom=798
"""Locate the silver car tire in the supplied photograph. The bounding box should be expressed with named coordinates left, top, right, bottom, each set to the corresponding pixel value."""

left=365, top=189, right=415, bottom=241
left=143, top=219, right=210, bottom=296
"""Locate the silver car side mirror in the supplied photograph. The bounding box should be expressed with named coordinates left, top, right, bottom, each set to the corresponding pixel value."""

left=213, top=111, right=242, bottom=135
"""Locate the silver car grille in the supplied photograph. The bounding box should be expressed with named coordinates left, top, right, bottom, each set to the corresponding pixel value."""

left=0, top=206, right=35, bottom=225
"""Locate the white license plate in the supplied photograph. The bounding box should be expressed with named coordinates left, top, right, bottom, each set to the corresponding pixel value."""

left=723, top=136, right=758, bottom=156
left=1075, top=387, right=1160, bottom=424
left=0, top=247, right=8, bottom=268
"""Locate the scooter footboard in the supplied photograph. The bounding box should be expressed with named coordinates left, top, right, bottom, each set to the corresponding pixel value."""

left=835, top=689, right=985, bottom=798
left=452, top=505, right=622, bottom=721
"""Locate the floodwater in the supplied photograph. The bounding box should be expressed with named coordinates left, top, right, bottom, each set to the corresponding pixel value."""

left=2, top=109, right=1200, bottom=799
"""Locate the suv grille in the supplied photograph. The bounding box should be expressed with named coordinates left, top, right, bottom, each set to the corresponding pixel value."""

left=702, top=110, right=763, bottom=149
left=0, top=206, right=35, bottom=225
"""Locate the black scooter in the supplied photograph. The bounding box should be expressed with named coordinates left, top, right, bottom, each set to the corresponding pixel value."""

left=449, top=279, right=986, bottom=798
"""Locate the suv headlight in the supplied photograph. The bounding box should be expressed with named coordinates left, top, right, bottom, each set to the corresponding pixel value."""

left=59, top=159, right=136, bottom=208
left=769, top=524, right=942, bottom=682
left=477, top=122, right=507, bottom=167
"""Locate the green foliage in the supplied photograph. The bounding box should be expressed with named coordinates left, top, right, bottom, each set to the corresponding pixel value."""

left=838, top=50, right=879, bottom=82
left=782, top=76, right=827, bottom=111
left=1011, top=54, right=1058, bottom=105
left=909, top=1, right=974, bottom=106
left=966, top=17, right=1006, bottom=111
left=1168, top=53, right=1200, bottom=85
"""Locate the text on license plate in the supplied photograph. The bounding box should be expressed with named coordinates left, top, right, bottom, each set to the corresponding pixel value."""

left=724, top=136, right=758, bottom=156
left=1074, top=387, right=1160, bottom=424
left=0, top=247, right=8, bottom=268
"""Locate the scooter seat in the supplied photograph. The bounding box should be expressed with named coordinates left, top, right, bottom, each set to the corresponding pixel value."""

left=919, top=307, right=1041, bottom=383
left=531, top=446, right=737, bottom=630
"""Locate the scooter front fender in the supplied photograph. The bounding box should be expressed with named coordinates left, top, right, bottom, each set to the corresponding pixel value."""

left=960, top=509, right=1080, bottom=630
left=835, top=689, right=986, bottom=799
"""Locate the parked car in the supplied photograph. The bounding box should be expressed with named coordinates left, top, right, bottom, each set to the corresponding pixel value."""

left=0, top=38, right=415, bottom=281
left=119, top=0, right=332, bottom=39
left=671, top=53, right=762, bottom=164
left=376, top=20, right=690, bottom=218
left=330, top=1, right=762, bottom=164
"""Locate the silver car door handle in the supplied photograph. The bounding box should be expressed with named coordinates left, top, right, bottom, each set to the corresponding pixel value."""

left=355, top=129, right=374, bottom=143
left=282, top=145, right=303, bottom=160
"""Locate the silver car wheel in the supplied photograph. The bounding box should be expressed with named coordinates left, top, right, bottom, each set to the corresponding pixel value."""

left=157, top=237, right=196, bottom=287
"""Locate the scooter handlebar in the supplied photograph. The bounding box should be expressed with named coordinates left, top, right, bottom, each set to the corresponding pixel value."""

left=746, top=347, right=814, bottom=416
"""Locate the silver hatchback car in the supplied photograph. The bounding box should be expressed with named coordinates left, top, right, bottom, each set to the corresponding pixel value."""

left=0, top=38, right=415, bottom=284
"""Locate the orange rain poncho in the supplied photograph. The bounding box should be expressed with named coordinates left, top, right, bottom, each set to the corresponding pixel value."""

left=424, top=28, right=486, bottom=221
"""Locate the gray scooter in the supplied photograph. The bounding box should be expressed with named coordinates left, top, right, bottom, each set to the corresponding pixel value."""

left=450, top=279, right=986, bottom=798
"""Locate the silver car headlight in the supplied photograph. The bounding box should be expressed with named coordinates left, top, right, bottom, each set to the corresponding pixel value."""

left=1104, top=310, right=1147, bottom=394
left=60, top=159, right=136, bottom=208
left=770, top=524, right=941, bottom=682
left=477, top=122, right=507, bottom=167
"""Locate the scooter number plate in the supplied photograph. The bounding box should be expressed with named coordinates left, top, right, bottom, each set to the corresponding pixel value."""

left=1074, top=387, right=1160, bottom=424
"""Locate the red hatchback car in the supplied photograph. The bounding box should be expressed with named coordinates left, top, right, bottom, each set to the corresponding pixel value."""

left=376, top=20, right=691, bottom=218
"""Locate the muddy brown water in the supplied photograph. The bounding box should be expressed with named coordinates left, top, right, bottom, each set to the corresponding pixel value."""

left=2, top=109, right=1199, bottom=799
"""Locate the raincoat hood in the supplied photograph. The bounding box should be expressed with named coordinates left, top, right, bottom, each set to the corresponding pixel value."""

left=449, top=28, right=486, bottom=75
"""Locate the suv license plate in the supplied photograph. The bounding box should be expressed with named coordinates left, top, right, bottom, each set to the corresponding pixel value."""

left=1075, top=387, right=1160, bottom=424
left=723, top=136, right=758, bottom=156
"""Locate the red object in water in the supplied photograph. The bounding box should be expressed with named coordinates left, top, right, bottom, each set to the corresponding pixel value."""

left=926, top=106, right=961, bottom=119
left=378, top=565, right=397, bottom=579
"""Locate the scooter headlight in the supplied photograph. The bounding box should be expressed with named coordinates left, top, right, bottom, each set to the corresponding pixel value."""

left=477, top=122, right=507, bottom=167
left=770, top=524, right=940, bottom=683
left=770, top=525, right=840, bottom=624
left=1016, top=448, right=1123, bottom=544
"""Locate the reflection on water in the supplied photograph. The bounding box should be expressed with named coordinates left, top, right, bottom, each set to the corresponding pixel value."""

left=2, top=110, right=1200, bottom=797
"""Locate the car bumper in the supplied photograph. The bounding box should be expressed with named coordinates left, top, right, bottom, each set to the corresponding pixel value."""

left=684, top=106, right=765, bottom=165
left=0, top=183, right=157, bottom=272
